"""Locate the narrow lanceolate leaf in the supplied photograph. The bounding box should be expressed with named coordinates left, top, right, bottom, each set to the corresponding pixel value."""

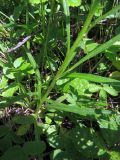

left=40, top=0, right=100, bottom=103
left=24, top=47, right=42, bottom=106
left=62, top=0, right=70, bottom=52
left=0, top=93, right=33, bottom=108
left=66, top=73, right=120, bottom=86
left=57, top=0, right=100, bottom=76
left=47, top=100, right=112, bottom=120
left=66, top=33, right=120, bottom=73
left=89, top=5, right=120, bottom=30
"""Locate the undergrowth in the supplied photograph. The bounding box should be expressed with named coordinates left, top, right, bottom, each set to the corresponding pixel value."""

left=0, top=0, right=120, bottom=159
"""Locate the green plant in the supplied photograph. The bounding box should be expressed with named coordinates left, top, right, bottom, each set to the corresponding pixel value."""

left=0, top=0, right=120, bottom=159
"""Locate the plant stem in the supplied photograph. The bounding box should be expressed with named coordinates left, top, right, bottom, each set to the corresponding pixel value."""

left=40, top=0, right=99, bottom=104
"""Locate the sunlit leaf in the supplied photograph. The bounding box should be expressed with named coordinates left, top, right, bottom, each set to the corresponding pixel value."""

left=29, top=0, right=47, bottom=4
left=13, top=57, right=24, bottom=68
left=68, top=0, right=81, bottom=7
left=2, top=83, right=19, bottom=97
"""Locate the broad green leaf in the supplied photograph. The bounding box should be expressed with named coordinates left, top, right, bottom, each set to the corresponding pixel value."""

left=13, top=57, right=35, bottom=74
left=16, top=124, right=30, bottom=136
left=68, top=0, right=81, bottom=7
left=99, top=89, right=107, bottom=100
left=45, top=116, right=52, bottom=124
left=0, top=128, right=23, bottom=153
left=0, top=126, right=10, bottom=137
left=46, top=125, right=81, bottom=159
left=61, top=78, right=90, bottom=96
left=46, top=125, right=58, bottom=136
left=64, top=93, right=77, bottom=104
left=29, top=0, right=47, bottom=4
left=12, top=115, right=35, bottom=125
left=1, top=83, right=19, bottom=97
left=51, top=149, right=73, bottom=160
left=68, top=125, right=106, bottom=158
left=11, top=133, right=24, bottom=144
left=0, top=76, right=8, bottom=89
left=98, top=115, right=120, bottom=147
left=88, top=84, right=101, bottom=93
left=80, top=38, right=99, bottom=53
left=108, top=151, right=120, bottom=160
left=23, top=141, right=46, bottom=155
left=0, top=134, right=12, bottom=152
left=103, top=84, right=118, bottom=96
left=13, top=57, right=25, bottom=68
left=47, top=124, right=106, bottom=159
left=1, top=146, right=28, bottom=160
left=94, top=2, right=103, bottom=17
left=19, top=62, right=35, bottom=74
left=3, top=66, right=15, bottom=79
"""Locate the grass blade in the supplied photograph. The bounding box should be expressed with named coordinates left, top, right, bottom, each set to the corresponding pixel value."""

left=62, top=0, right=70, bottom=53
left=40, top=0, right=100, bottom=103
left=66, top=72, right=120, bottom=86
left=56, top=0, right=100, bottom=77
left=65, top=33, right=120, bottom=74
left=89, top=5, right=120, bottom=30
left=47, top=100, right=112, bottom=120
left=24, top=47, right=42, bottom=107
